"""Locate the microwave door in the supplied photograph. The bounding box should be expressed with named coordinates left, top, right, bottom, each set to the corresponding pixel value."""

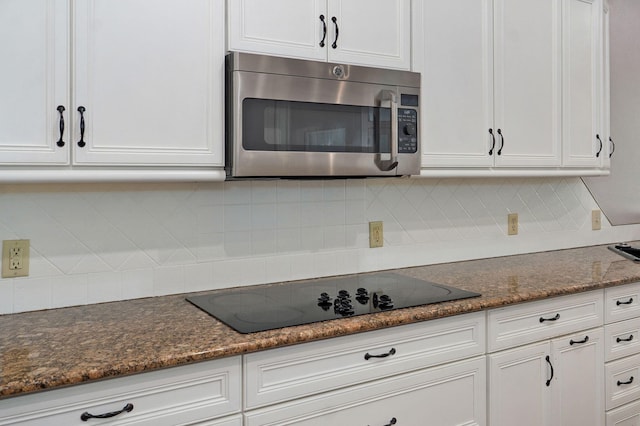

left=376, top=90, right=398, bottom=172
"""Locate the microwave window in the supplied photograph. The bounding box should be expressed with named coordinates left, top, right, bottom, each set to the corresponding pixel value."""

left=242, top=98, right=391, bottom=153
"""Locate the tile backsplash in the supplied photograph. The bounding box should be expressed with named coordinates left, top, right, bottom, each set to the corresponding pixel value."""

left=1, top=177, right=639, bottom=314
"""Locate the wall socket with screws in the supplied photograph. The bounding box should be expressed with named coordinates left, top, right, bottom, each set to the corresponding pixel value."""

left=2, top=239, right=30, bottom=278
left=508, top=213, right=518, bottom=236
left=369, top=221, right=384, bottom=248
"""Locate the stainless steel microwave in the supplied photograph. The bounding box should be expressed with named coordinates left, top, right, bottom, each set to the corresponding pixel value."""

left=225, top=52, right=421, bottom=179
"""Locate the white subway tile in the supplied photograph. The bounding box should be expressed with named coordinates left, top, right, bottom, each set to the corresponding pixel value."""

left=14, top=278, right=51, bottom=313
left=87, top=271, right=122, bottom=304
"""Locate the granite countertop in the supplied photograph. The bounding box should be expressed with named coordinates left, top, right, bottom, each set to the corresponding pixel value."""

left=2, top=243, right=640, bottom=399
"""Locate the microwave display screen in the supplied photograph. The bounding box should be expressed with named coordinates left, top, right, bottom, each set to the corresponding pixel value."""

left=242, top=98, right=391, bottom=154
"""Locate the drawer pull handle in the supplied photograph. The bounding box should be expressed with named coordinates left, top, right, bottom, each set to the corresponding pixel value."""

left=368, top=417, right=397, bottom=426
left=617, top=376, right=634, bottom=386
left=539, top=313, right=560, bottom=323
left=56, top=105, right=66, bottom=147
left=331, top=16, right=339, bottom=49
left=617, top=335, right=634, bottom=343
left=364, top=348, right=396, bottom=360
left=496, top=128, right=505, bottom=155
left=77, top=106, right=86, bottom=147
left=80, top=403, right=133, bottom=421
left=570, top=336, right=589, bottom=345
left=488, top=128, right=496, bottom=155
left=545, top=355, right=554, bottom=386
left=319, top=15, right=327, bottom=47
left=616, top=298, right=634, bottom=306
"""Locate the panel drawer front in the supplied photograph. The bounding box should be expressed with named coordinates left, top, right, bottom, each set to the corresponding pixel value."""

left=243, top=311, right=485, bottom=409
left=605, top=318, right=640, bottom=362
left=0, top=356, right=242, bottom=426
left=605, top=353, right=640, bottom=410
left=605, top=282, right=640, bottom=324
left=487, top=291, right=604, bottom=352
left=244, top=356, right=486, bottom=426
left=606, top=399, right=640, bottom=426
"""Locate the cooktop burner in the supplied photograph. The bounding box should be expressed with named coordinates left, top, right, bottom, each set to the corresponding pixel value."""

left=186, top=272, right=480, bottom=333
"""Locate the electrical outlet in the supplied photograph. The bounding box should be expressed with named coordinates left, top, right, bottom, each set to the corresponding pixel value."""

left=508, top=213, right=518, bottom=236
left=2, top=240, right=30, bottom=278
left=369, top=221, right=383, bottom=248
left=592, top=210, right=602, bottom=231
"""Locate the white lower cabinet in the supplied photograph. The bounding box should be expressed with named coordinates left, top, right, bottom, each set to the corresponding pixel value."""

left=244, top=312, right=487, bottom=425
left=489, top=329, right=605, bottom=426
left=244, top=356, right=486, bottom=426
left=0, top=357, right=242, bottom=426
left=488, top=291, right=605, bottom=426
left=605, top=283, right=640, bottom=424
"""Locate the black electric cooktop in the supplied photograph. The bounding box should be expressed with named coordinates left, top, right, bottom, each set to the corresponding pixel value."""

left=186, top=272, right=480, bottom=333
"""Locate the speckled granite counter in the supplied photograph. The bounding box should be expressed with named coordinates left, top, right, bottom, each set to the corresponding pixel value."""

left=2, top=243, right=640, bottom=399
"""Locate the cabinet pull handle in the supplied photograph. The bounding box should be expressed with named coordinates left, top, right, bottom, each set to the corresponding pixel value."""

left=368, top=417, right=397, bottom=426
left=617, top=376, right=634, bottom=386
left=609, top=137, right=615, bottom=158
left=80, top=403, right=133, bottom=421
left=570, top=335, right=589, bottom=345
left=496, top=128, right=504, bottom=155
left=617, top=335, right=634, bottom=343
left=488, top=128, right=496, bottom=155
left=364, top=347, right=396, bottom=360
left=539, top=313, right=560, bottom=323
left=331, top=16, right=339, bottom=49
left=616, top=298, right=633, bottom=306
left=319, top=15, right=327, bottom=47
left=545, top=355, right=554, bottom=386
left=56, top=105, right=66, bottom=147
left=596, top=134, right=603, bottom=157
left=77, top=106, right=86, bottom=147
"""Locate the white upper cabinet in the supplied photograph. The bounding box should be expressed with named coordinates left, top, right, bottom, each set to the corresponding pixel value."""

left=0, top=0, right=70, bottom=165
left=416, top=0, right=608, bottom=176
left=417, top=0, right=562, bottom=170
left=562, top=0, right=604, bottom=168
left=227, top=0, right=411, bottom=70
left=0, top=0, right=226, bottom=181
left=73, top=0, right=224, bottom=166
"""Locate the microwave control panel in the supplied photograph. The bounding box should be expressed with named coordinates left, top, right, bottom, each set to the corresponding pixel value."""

left=397, top=108, right=418, bottom=154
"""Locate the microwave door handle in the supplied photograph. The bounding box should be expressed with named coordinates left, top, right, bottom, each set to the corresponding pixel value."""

left=377, top=90, right=399, bottom=172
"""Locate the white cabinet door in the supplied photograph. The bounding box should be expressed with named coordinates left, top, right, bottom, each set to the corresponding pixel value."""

left=550, top=328, right=605, bottom=426
left=416, top=0, right=494, bottom=168
left=562, top=0, right=604, bottom=167
left=327, top=0, right=411, bottom=70
left=227, top=0, right=326, bottom=61
left=228, top=0, right=411, bottom=70
left=489, top=341, right=552, bottom=426
left=0, top=0, right=69, bottom=165
left=73, top=0, right=224, bottom=166
left=245, top=357, right=486, bottom=426
left=493, top=0, right=562, bottom=167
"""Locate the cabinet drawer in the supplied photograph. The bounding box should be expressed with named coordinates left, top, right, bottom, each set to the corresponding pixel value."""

left=605, top=318, right=640, bottom=362
left=487, top=291, right=604, bottom=352
left=244, top=356, right=486, bottom=426
left=198, top=414, right=243, bottom=426
left=605, top=282, right=640, bottom=324
left=605, top=353, right=640, bottom=410
left=244, top=311, right=485, bottom=409
left=606, top=399, right=640, bottom=426
left=0, top=357, right=241, bottom=426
